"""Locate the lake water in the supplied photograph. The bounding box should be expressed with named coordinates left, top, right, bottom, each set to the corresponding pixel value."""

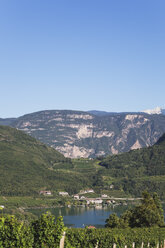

left=27, top=204, right=165, bottom=228
left=27, top=205, right=128, bottom=228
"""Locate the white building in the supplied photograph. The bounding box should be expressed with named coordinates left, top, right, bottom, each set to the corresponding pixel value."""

left=59, top=192, right=69, bottom=196
left=86, top=198, right=103, bottom=205
left=101, top=194, right=108, bottom=198
left=87, top=189, right=94, bottom=193
left=73, top=194, right=79, bottom=200
left=79, top=189, right=94, bottom=194
left=39, top=191, right=52, bottom=196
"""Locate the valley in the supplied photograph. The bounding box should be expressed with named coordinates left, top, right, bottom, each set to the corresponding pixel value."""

left=0, top=118, right=165, bottom=242
left=0, top=124, right=165, bottom=208
left=0, top=112, right=165, bottom=224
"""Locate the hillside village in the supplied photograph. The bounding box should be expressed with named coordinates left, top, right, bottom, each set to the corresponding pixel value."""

left=38, top=188, right=131, bottom=207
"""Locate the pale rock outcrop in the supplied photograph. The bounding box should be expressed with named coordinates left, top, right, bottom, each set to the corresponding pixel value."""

left=56, top=144, right=94, bottom=158
left=111, top=146, right=118, bottom=154
left=76, top=125, right=93, bottom=139
left=94, top=131, right=114, bottom=138
left=67, top=114, right=93, bottom=120
left=131, top=140, right=142, bottom=150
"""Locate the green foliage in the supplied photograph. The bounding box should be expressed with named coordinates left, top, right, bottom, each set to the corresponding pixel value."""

left=105, top=213, right=128, bottom=229
left=0, top=211, right=165, bottom=247
left=106, top=192, right=164, bottom=228
left=105, top=213, right=121, bottom=228
left=32, top=212, right=65, bottom=248
left=99, top=134, right=165, bottom=199
left=0, top=213, right=65, bottom=248
left=1, top=124, right=165, bottom=201
left=65, top=228, right=165, bottom=248
left=65, top=228, right=98, bottom=248
left=153, top=192, right=164, bottom=224
left=0, top=215, right=33, bottom=247
left=0, top=126, right=96, bottom=196
left=129, top=191, right=164, bottom=228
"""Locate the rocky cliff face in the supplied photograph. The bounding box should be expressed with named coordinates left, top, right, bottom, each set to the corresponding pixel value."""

left=10, top=110, right=165, bottom=158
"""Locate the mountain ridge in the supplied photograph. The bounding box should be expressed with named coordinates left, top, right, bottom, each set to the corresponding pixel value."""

left=1, top=109, right=165, bottom=158
left=88, top=107, right=165, bottom=116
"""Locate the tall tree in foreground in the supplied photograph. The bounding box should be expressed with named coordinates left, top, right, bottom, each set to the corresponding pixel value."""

left=105, top=191, right=164, bottom=228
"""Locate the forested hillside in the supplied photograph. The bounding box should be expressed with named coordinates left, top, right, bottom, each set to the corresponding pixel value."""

left=0, top=126, right=85, bottom=195
left=99, top=134, right=165, bottom=199
left=1, top=125, right=165, bottom=199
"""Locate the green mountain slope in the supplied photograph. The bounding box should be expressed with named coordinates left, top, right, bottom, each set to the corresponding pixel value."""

left=1, top=125, right=165, bottom=199
left=0, top=126, right=81, bottom=195
left=99, top=134, right=165, bottom=199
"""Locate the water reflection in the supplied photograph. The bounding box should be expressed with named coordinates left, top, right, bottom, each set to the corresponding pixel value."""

left=27, top=205, right=126, bottom=228
left=27, top=204, right=165, bottom=228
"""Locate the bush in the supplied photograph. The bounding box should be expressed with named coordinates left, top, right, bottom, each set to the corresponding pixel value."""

left=0, top=213, right=65, bottom=248
left=31, top=212, right=65, bottom=248
left=0, top=215, right=33, bottom=247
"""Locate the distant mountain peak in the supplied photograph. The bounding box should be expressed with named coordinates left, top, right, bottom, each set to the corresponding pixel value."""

left=142, top=107, right=162, bottom=115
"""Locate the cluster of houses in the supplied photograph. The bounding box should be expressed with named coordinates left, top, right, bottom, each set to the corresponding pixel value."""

left=39, top=185, right=114, bottom=196
left=39, top=189, right=95, bottom=197
left=39, top=188, right=116, bottom=206
left=72, top=194, right=116, bottom=205
left=72, top=190, right=116, bottom=206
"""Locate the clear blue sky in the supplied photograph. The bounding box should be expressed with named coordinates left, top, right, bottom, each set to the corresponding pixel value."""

left=0, top=0, right=165, bottom=117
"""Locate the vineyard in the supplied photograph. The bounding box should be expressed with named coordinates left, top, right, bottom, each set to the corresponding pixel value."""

left=64, top=228, right=165, bottom=248
left=0, top=213, right=65, bottom=248
left=0, top=213, right=165, bottom=248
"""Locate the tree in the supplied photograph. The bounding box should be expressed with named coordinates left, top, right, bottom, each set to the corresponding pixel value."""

left=153, top=192, right=164, bottom=225
left=105, top=192, right=164, bottom=228
left=32, top=212, right=65, bottom=248
left=0, top=215, right=33, bottom=247
left=105, top=213, right=120, bottom=228
left=129, top=191, right=164, bottom=227
left=105, top=213, right=128, bottom=228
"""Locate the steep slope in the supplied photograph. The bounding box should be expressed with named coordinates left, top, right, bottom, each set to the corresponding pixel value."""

left=0, top=125, right=82, bottom=195
left=99, top=133, right=165, bottom=199
left=156, top=133, right=165, bottom=145
left=11, top=110, right=165, bottom=158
